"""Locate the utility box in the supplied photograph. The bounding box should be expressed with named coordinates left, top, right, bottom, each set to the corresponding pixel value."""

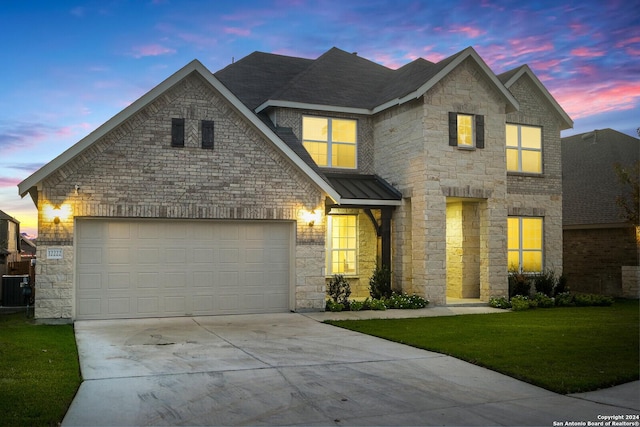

left=1, top=275, right=29, bottom=306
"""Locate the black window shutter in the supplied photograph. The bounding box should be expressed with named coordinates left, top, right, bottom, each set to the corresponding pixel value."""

left=202, top=120, right=214, bottom=149
left=172, top=118, right=185, bottom=147
left=448, top=112, right=458, bottom=146
left=475, top=115, right=485, bottom=149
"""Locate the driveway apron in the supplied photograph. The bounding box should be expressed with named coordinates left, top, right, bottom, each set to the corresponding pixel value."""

left=63, top=313, right=639, bottom=426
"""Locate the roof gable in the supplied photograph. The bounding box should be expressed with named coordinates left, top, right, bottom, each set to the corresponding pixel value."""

left=499, top=65, right=573, bottom=130
left=18, top=60, right=342, bottom=205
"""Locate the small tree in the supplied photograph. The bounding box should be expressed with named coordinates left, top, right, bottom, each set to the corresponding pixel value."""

left=369, top=265, right=392, bottom=299
left=613, top=160, right=640, bottom=226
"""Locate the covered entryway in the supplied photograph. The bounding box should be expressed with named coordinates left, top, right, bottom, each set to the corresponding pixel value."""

left=75, top=219, right=292, bottom=320
left=446, top=199, right=481, bottom=301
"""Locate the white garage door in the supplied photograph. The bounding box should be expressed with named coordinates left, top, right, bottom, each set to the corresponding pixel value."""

left=76, top=219, right=292, bottom=320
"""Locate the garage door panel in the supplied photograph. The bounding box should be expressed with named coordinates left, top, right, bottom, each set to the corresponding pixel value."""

left=76, top=219, right=291, bottom=319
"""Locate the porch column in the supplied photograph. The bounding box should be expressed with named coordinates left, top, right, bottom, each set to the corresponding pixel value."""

left=381, top=207, right=392, bottom=268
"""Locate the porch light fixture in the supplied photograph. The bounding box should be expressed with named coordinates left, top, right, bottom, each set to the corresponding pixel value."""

left=44, top=203, right=72, bottom=225
left=300, top=209, right=322, bottom=227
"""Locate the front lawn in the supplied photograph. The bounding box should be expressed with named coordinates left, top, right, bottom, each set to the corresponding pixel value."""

left=327, top=299, right=639, bottom=394
left=0, top=312, right=82, bottom=426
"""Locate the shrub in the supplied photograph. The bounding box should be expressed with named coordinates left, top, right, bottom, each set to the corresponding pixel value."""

left=369, top=265, right=392, bottom=300
left=384, top=293, right=429, bottom=309
left=533, top=292, right=555, bottom=308
left=510, top=295, right=531, bottom=311
left=533, top=270, right=557, bottom=297
left=555, top=292, right=574, bottom=307
left=327, top=274, right=351, bottom=306
left=555, top=275, right=569, bottom=295
left=349, top=300, right=365, bottom=311
left=574, top=294, right=614, bottom=307
left=489, top=296, right=511, bottom=309
left=326, top=300, right=344, bottom=312
left=509, top=270, right=531, bottom=297
left=369, top=298, right=387, bottom=311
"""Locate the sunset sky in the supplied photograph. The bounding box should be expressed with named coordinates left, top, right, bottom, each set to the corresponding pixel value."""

left=1, top=0, right=639, bottom=236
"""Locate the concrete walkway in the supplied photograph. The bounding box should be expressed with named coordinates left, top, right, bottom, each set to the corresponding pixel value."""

left=63, top=308, right=639, bottom=426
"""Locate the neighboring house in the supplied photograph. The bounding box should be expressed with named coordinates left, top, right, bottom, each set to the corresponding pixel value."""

left=18, top=47, right=572, bottom=321
left=0, top=210, right=21, bottom=276
left=20, top=234, right=37, bottom=259
left=562, top=129, right=639, bottom=297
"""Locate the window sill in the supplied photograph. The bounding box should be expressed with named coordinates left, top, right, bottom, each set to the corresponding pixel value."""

left=508, top=172, right=545, bottom=178
left=455, top=145, right=476, bottom=151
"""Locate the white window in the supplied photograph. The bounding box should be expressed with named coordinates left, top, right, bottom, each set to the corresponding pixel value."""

left=302, top=116, right=357, bottom=168
left=508, top=217, right=543, bottom=272
left=506, top=124, right=542, bottom=173
left=327, top=215, right=357, bottom=275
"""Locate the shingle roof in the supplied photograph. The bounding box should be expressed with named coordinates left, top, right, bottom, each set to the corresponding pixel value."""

left=0, top=210, right=19, bottom=223
left=214, top=46, right=518, bottom=113
left=562, top=129, right=639, bottom=226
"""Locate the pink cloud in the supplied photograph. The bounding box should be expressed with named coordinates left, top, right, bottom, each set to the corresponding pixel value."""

left=615, top=36, right=640, bottom=48
left=223, top=27, right=251, bottom=37
left=553, top=81, right=640, bottom=119
left=571, top=47, right=605, bottom=57
left=0, top=177, right=21, bottom=187
left=508, top=37, right=555, bottom=57
left=130, top=44, right=176, bottom=58
left=448, top=25, right=485, bottom=38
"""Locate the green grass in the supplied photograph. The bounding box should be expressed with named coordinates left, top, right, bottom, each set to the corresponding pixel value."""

left=327, top=299, right=639, bottom=394
left=0, top=312, right=82, bottom=426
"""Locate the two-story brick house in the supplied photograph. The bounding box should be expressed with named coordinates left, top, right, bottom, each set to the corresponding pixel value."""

left=18, top=47, right=572, bottom=321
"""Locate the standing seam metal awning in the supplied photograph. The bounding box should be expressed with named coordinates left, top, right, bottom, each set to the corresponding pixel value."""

left=324, top=174, right=402, bottom=206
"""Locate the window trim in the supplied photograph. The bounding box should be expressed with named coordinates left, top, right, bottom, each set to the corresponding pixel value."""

left=171, top=118, right=185, bottom=147
left=326, top=214, right=359, bottom=276
left=302, top=116, right=358, bottom=169
left=449, top=112, right=484, bottom=149
left=506, top=123, right=543, bottom=174
left=508, top=216, right=544, bottom=273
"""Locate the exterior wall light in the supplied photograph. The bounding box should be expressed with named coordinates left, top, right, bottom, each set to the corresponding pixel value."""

left=300, top=209, right=322, bottom=227
left=44, top=204, right=72, bottom=225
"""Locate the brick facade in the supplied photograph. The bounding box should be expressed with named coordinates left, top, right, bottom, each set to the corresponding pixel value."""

left=35, top=72, right=329, bottom=319
left=563, top=226, right=639, bottom=297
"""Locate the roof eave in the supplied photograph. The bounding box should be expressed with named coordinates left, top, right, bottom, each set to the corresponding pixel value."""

left=504, top=65, right=573, bottom=130
left=256, top=100, right=371, bottom=115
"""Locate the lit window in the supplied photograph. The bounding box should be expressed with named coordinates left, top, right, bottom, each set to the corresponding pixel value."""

left=449, top=112, right=484, bottom=148
left=303, top=117, right=356, bottom=168
left=457, top=114, right=474, bottom=147
left=508, top=217, right=543, bottom=272
left=506, top=124, right=542, bottom=173
left=327, top=215, right=357, bottom=275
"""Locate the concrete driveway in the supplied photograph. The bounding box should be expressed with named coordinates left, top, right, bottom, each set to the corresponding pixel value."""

left=63, top=312, right=639, bottom=426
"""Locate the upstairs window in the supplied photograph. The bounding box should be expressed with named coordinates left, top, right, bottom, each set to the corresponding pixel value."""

left=302, top=116, right=357, bottom=168
left=327, top=215, right=357, bottom=275
left=508, top=217, right=543, bottom=272
left=449, top=112, right=484, bottom=148
left=171, top=118, right=185, bottom=147
left=506, top=124, right=542, bottom=173
left=202, top=120, right=214, bottom=149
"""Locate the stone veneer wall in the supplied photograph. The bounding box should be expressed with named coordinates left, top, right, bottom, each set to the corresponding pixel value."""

left=374, top=58, right=510, bottom=305
left=563, top=226, right=639, bottom=297
left=35, top=72, right=328, bottom=319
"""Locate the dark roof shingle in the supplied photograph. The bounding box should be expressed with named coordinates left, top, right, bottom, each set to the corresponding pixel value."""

left=562, top=128, right=639, bottom=226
